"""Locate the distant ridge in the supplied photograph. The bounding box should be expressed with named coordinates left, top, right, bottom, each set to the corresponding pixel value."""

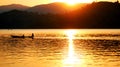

left=27, top=2, right=87, bottom=14
left=0, top=2, right=87, bottom=14
left=27, top=2, right=69, bottom=14
left=0, top=4, right=30, bottom=13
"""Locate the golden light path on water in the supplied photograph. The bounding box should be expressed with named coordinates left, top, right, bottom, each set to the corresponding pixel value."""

left=63, top=30, right=84, bottom=67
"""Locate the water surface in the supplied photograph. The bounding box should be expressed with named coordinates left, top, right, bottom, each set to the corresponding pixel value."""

left=0, top=29, right=120, bottom=67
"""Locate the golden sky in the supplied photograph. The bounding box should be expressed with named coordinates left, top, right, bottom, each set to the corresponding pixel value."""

left=0, top=0, right=118, bottom=6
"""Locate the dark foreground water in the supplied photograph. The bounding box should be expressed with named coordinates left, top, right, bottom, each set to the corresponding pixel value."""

left=0, top=29, right=120, bottom=67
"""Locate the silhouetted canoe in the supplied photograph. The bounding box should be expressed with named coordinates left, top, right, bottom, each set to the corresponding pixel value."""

left=11, top=35, right=25, bottom=38
left=11, top=33, right=34, bottom=39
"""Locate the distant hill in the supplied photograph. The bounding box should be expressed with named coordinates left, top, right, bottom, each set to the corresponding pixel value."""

left=0, top=2, right=87, bottom=14
left=73, top=1, right=120, bottom=28
left=0, top=2, right=120, bottom=29
left=0, top=4, right=30, bottom=13
left=27, top=2, right=87, bottom=14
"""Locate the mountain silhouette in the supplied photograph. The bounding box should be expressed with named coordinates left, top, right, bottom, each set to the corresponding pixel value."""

left=0, top=2, right=120, bottom=29
left=27, top=2, right=87, bottom=14
left=0, top=2, right=87, bottom=14
left=74, top=1, right=120, bottom=28
left=0, top=4, right=29, bottom=13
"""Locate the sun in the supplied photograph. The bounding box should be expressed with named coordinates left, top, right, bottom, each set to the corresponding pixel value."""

left=54, top=0, right=93, bottom=5
left=65, top=0, right=79, bottom=5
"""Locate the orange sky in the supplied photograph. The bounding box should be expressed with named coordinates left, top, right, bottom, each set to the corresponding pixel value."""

left=0, top=0, right=118, bottom=6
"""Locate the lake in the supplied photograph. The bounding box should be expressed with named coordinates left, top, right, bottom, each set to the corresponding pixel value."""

left=0, top=29, right=120, bottom=67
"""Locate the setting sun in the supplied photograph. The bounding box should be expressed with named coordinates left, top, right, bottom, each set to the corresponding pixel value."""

left=54, top=0, right=93, bottom=5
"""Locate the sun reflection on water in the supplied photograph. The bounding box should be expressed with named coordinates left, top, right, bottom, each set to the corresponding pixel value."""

left=63, top=30, right=83, bottom=66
